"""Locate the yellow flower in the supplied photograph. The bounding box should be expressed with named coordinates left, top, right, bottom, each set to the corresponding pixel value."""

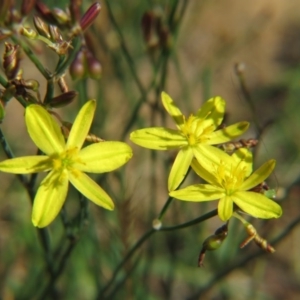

left=170, top=148, right=282, bottom=221
left=130, top=92, right=249, bottom=191
left=0, top=100, right=132, bottom=227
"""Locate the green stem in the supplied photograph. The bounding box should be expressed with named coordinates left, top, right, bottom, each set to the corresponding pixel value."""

left=0, top=73, right=8, bottom=87
left=10, top=36, right=51, bottom=80
left=98, top=208, right=218, bottom=299
left=160, top=209, right=218, bottom=231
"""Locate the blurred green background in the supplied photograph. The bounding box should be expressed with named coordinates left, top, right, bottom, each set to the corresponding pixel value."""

left=1, top=0, right=300, bottom=299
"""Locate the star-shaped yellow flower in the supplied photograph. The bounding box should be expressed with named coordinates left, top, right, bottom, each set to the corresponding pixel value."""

left=170, top=148, right=282, bottom=221
left=0, top=100, right=132, bottom=227
left=130, top=92, right=249, bottom=191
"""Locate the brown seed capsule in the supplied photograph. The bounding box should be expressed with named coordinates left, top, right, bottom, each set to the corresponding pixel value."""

left=58, top=77, right=69, bottom=93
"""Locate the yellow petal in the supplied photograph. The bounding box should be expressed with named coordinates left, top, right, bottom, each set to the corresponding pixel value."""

left=240, top=160, right=276, bottom=191
left=191, top=158, right=220, bottom=187
left=196, top=96, right=225, bottom=127
left=26, top=104, right=65, bottom=155
left=235, top=148, right=253, bottom=176
left=168, top=147, right=193, bottom=191
left=207, top=122, right=249, bottom=145
left=233, top=191, right=282, bottom=219
left=161, top=92, right=185, bottom=129
left=67, top=100, right=96, bottom=150
left=0, top=156, right=51, bottom=174
left=75, top=142, right=132, bottom=173
left=130, top=128, right=187, bottom=150
left=218, top=196, right=233, bottom=221
left=32, top=169, right=69, bottom=227
left=193, top=144, right=232, bottom=171
left=170, top=184, right=223, bottom=201
left=69, top=170, right=114, bottom=210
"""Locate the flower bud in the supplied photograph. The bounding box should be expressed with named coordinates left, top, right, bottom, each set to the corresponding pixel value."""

left=52, top=8, right=71, bottom=25
left=86, top=50, right=102, bottom=79
left=35, top=1, right=57, bottom=24
left=69, top=49, right=86, bottom=80
left=141, top=11, right=160, bottom=48
left=80, top=2, right=101, bottom=31
left=3, top=43, right=20, bottom=80
left=48, top=91, right=77, bottom=108
left=69, top=0, right=82, bottom=23
left=49, top=25, right=63, bottom=42
left=23, top=79, right=40, bottom=91
left=33, top=16, right=51, bottom=39
left=21, top=0, right=36, bottom=16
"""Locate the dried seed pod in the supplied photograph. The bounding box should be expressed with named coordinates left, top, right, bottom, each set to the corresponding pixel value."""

left=49, top=25, right=63, bottom=42
left=3, top=43, right=20, bottom=80
left=57, top=77, right=69, bottom=93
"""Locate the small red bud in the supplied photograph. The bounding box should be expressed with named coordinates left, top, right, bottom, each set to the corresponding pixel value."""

left=69, top=49, right=86, bottom=80
left=80, top=2, right=101, bottom=31
left=86, top=51, right=102, bottom=79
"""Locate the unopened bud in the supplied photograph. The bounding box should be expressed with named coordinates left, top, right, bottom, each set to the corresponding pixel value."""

left=48, top=91, right=77, bottom=108
left=141, top=11, right=159, bottom=48
left=3, top=43, right=20, bottom=80
left=21, top=0, right=36, bottom=16
left=52, top=8, right=71, bottom=25
left=35, top=1, right=57, bottom=24
left=49, top=25, right=63, bottom=42
left=86, top=51, right=101, bottom=79
left=69, top=0, right=82, bottom=23
left=24, top=79, right=39, bottom=91
left=69, top=49, right=85, bottom=80
left=86, top=133, right=105, bottom=143
left=33, top=16, right=51, bottom=39
left=80, top=2, right=101, bottom=31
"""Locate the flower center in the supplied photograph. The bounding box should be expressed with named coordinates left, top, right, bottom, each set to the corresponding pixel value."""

left=214, top=161, right=247, bottom=195
left=181, top=114, right=214, bottom=146
left=51, top=148, right=78, bottom=171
